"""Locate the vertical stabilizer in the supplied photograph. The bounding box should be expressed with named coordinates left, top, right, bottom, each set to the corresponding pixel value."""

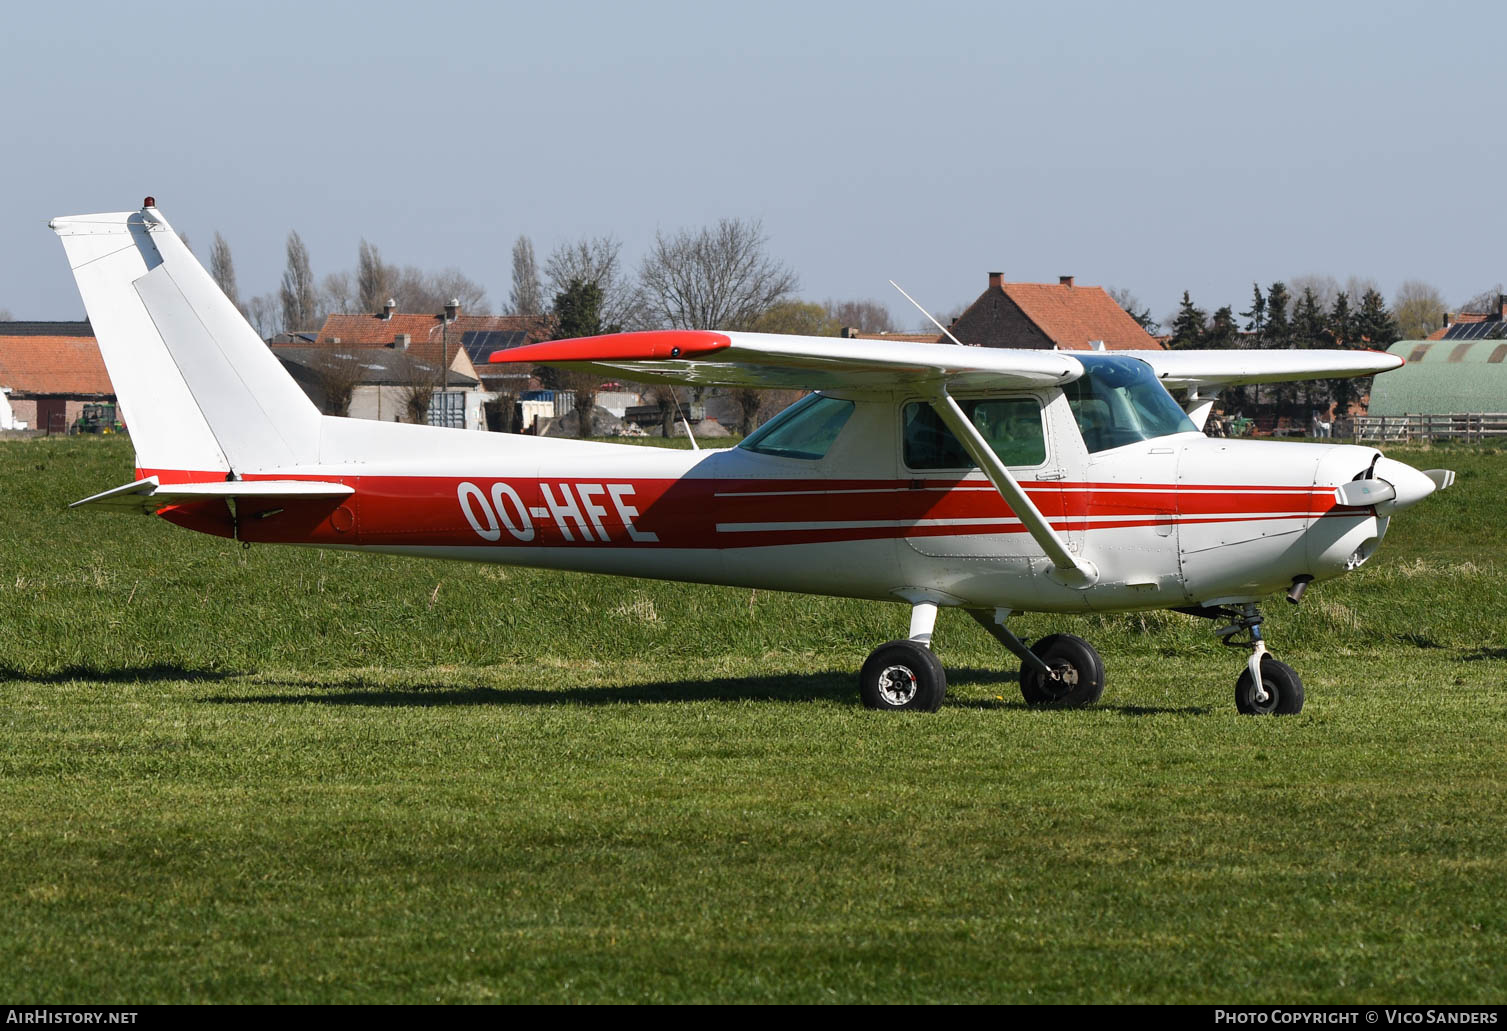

left=50, top=202, right=322, bottom=477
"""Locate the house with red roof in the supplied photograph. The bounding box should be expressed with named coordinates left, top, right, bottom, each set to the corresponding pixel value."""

left=950, top=274, right=1162, bottom=351
left=306, top=303, right=553, bottom=395
left=0, top=322, right=114, bottom=433
left=840, top=274, right=1161, bottom=351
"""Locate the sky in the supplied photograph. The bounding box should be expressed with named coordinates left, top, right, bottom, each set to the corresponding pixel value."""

left=4, top=0, right=1505, bottom=330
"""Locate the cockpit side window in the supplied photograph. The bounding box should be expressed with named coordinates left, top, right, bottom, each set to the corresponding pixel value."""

left=1065, top=355, right=1197, bottom=453
left=903, top=398, right=1046, bottom=470
left=739, top=393, right=855, bottom=460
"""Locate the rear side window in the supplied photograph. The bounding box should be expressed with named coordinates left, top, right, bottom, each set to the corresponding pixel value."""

left=903, top=398, right=1046, bottom=469
left=740, top=393, right=855, bottom=460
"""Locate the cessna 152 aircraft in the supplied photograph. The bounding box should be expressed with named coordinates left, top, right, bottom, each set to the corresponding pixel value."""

left=53, top=201, right=1452, bottom=715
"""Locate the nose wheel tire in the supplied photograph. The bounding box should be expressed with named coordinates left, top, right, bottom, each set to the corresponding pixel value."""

left=1235, top=655, right=1304, bottom=715
left=1019, top=633, right=1105, bottom=707
left=859, top=640, right=947, bottom=712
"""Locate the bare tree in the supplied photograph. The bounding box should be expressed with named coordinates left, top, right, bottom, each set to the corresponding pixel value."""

left=1287, top=274, right=1340, bottom=315
left=545, top=235, right=644, bottom=329
left=823, top=298, right=894, bottom=334
left=393, top=353, right=441, bottom=424
left=0, top=308, right=12, bottom=321
left=280, top=230, right=318, bottom=332
left=639, top=218, right=798, bottom=330
left=307, top=350, right=366, bottom=417
left=210, top=232, right=241, bottom=310
left=357, top=239, right=393, bottom=313
left=1107, top=286, right=1159, bottom=334
left=245, top=294, right=279, bottom=340
left=319, top=271, right=357, bottom=317
left=509, top=235, right=545, bottom=316
left=1393, top=280, right=1447, bottom=340
left=389, top=266, right=487, bottom=315
left=1459, top=283, right=1504, bottom=314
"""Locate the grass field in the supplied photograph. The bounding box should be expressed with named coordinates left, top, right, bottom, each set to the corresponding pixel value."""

left=1, top=435, right=1504, bottom=1004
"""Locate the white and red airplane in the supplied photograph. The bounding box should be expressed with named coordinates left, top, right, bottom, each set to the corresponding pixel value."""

left=52, top=200, right=1452, bottom=715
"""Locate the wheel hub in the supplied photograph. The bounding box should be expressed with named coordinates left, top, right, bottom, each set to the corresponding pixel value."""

left=877, top=664, right=919, bottom=706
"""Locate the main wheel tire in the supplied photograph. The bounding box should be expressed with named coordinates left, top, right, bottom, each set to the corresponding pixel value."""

left=1235, top=656, right=1304, bottom=715
left=859, top=640, right=947, bottom=712
left=1019, top=633, right=1105, bottom=707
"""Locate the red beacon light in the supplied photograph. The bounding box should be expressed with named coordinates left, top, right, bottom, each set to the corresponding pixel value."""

left=143, top=196, right=156, bottom=208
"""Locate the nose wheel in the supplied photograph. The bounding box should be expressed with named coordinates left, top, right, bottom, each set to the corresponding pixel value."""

left=1194, top=602, right=1305, bottom=715
left=1235, top=655, right=1304, bottom=715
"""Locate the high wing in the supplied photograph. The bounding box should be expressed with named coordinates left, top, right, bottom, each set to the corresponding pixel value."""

left=1136, top=348, right=1403, bottom=390
left=491, top=331, right=1402, bottom=395
left=489, top=330, right=1085, bottom=392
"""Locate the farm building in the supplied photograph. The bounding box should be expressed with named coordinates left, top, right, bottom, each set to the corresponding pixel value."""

left=1367, top=339, right=1507, bottom=416
left=0, top=321, right=114, bottom=434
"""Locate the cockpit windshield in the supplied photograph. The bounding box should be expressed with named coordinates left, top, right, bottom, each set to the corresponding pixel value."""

left=1065, top=355, right=1197, bottom=453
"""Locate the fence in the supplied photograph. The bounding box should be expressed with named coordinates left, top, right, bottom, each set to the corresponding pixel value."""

left=1347, top=413, right=1507, bottom=443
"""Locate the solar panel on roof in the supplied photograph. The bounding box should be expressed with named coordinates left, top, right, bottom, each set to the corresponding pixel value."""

left=1442, top=320, right=1507, bottom=341
left=460, top=330, right=527, bottom=361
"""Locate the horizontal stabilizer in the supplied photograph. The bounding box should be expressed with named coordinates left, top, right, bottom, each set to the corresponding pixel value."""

left=71, top=477, right=354, bottom=514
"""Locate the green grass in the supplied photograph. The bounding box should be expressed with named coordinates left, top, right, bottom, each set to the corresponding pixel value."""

left=1, top=436, right=1504, bottom=1003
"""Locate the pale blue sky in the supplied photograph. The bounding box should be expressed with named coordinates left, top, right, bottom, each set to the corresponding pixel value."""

left=5, top=0, right=1503, bottom=328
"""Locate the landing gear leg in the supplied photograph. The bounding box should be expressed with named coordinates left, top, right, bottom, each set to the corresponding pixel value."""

left=1208, top=603, right=1305, bottom=716
left=967, top=608, right=1105, bottom=707
left=858, top=601, right=947, bottom=712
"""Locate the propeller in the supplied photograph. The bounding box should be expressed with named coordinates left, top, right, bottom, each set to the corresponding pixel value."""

left=1335, top=458, right=1451, bottom=515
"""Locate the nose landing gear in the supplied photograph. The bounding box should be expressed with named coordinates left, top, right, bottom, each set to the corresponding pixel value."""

left=1209, top=603, right=1305, bottom=715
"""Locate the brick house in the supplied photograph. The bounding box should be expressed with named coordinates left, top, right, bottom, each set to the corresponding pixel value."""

left=0, top=322, right=115, bottom=433
left=948, top=274, right=1162, bottom=350
left=307, top=304, right=553, bottom=395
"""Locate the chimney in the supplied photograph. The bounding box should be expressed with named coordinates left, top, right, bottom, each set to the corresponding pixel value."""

left=1442, top=313, right=1452, bottom=329
left=393, top=333, right=410, bottom=350
left=1499, top=294, right=1507, bottom=322
left=988, top=272, right=1003, bottom=290
left=381, top=298, right=395, bottom=320
left=1060, top=275, right=1075, bottom=288
left=444, top=298, right=459, bottom=323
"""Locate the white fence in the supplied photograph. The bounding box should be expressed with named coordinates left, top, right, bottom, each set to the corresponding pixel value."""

left=1348, top=413, right=1507, bottom=442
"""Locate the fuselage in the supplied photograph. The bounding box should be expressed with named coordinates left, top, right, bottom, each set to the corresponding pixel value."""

left=151, top=383, right=1395, bottom=615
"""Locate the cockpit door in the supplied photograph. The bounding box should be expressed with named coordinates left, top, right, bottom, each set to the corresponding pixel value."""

left=901, top=392, right=1072, bottom=562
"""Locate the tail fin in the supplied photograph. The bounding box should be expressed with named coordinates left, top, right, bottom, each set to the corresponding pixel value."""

left=50, top=201, right=321, bottom=478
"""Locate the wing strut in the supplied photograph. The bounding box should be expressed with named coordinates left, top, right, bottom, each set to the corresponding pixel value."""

left=928, top=392, right=1098, bottom=588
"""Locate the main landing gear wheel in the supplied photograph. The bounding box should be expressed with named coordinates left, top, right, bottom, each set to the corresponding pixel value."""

left=859, top=640, right=947, bottom=712
left=1019, top=633, right=1105, bottom=708
left=1235, top=655, right=1304, bottom=716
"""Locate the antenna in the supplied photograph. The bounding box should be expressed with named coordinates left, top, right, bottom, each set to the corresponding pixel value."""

left=890, top=280, right=967, bottom=348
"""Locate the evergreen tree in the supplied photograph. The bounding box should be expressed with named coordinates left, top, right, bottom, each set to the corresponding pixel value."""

left=1290, top=288, right=1328, bottom=417
left=1264, top=282, right=1292, bottom=349
left=548, top=279, right=610, bottom=437
left=1203, top=305, right=1239, bottom=349
left=1292, top=288, right=1326, bottom=349
left=1168, top=291, right=1206, bottom=350
left=1325, top=292, right=1356, bottom=414
left=1327, top=292, right=1354, bottom=348
left=1357, top=288, right=1400, bottom=347
left=1239, top=283, right=1266, bottom=345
